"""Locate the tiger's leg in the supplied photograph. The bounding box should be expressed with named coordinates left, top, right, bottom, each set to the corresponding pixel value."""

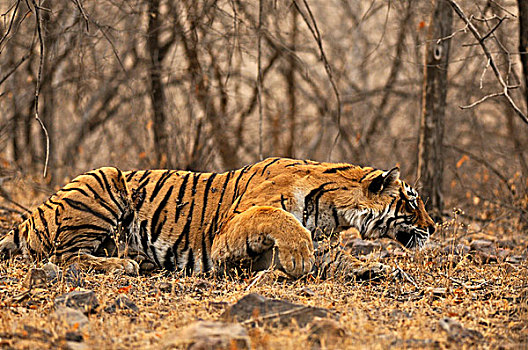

left=52, top=251, right=140, bottom=275
left=313, top=241, right=389, bottom=281
left=211, top=206, right=314, bottom=278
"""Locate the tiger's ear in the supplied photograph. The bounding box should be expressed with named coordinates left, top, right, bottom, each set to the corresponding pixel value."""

left=368, top=167, right=400, bottom=194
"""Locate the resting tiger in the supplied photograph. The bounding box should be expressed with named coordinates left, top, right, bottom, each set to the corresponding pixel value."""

left=0, top=158, right=435, bottom=278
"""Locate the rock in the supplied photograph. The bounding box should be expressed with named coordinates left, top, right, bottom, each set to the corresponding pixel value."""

left=42, top=262, right=61, bottom=283
left=307, top=318, right=347, bottom=348
left=54, top=290, right=99, bottom=314
left=220, top=293, right=337, bottom=327
left=52, top=307, right=90, bottom=330
left=345, top=238, right=383, bottom=256
left=104, top=295, right=139, bottom=313
left=439, top=317, right=483, bottom=342
left=162, top=321, right=250, bottom=350
left=23, top=268, right=47, bottom=289
left=351, top=262, right=390, bottom=281
left=470, top=239, right=493, bottom=251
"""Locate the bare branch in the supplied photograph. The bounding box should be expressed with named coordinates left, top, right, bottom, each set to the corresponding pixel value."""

left=447, top=0, right=528, bottom=124
left=31, top=0, right=49, bottom=178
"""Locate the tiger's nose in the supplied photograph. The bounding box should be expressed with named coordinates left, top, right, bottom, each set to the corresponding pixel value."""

left=428, top=225, right=435, bottom=235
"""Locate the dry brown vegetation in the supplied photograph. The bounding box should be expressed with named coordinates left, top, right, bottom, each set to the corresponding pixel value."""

left=0, top=191, right=527, bottom=349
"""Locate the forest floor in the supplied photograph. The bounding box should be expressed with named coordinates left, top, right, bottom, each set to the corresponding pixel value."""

left=0, top=181, right=527, bottom=349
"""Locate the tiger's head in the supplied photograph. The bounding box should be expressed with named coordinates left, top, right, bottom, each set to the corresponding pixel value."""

left=298, top=164, right=435, bottom=249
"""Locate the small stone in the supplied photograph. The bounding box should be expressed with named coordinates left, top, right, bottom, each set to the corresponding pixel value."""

left=221, top=293, right=337, bottom=327
left=299, top=287, right=316, bottom=297
left=54, top=290, right=99, bottom=314
left=162, top=321, right=250, bottom=350
left=52, top=307, right=90, bottom=330
left=308, top=318, right=347, bottom=348
left=351, top=262, right=390, bottom=281
left=23, top=268, right=47, bottom=289
left=439, top=317, right=483, bottom=342
left=104, top=295, right=139, bottom=313
left=42, top=262, right=61, bottom=283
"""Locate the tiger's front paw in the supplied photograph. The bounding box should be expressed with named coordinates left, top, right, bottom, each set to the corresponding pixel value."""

left=274, top=235, right=315, bottom=278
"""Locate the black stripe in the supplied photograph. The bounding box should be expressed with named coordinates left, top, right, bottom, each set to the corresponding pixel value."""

left=185, top=248, right=194, bottom=275
left=232, top=169, right=258, bottom=212
left=313, top=188, right=338, bottom=228
left=99, top=169, right=123, bottom=212
left=359, top=169, right=376, bottom=182
left=63, top=197, right=115, bottom=226
left=43, top=202, right=53, bottom=210
left=150, top=185, right=174, bottom=243
left=139, top=220, right=149, bottom=254
left=303, top=182, right=334, bottom=226
left=230, top=165, right=250, bottom=204
left=260, top=157, right=281, bottom=176
left=206, top=171, right=232, bottom=244
left=150, top=245, right=161, bottom=267
left=199, top=174, right=217, bottom=228
left=174, top=173, right=191, bottom=223
left=83, top=183, right=119, bottom=220
left=12, top=227, right=20, bottom=247
left=136, top=170, right=151, bottom=185
left=201, top=232, right=210, bottom=272
left=280, top=194, right=287, bottom=210
left=163, top=247, right=175, bottom=271
left=134, top=188, right=147, bottom=212
left=85, top=171, right=106, bottom=192
left=332, top=207, right=339, bottom=227
left=150, top=170, right=173, bottom=202
left=284, top=162, right=301, bottom=168
left=60, top=224, right=109, bottom=232
left=323, top=165, right=352, bottom=174
left=36, top=208, right=53, bottom=250
left=59, top=187, right=90, bottom=197
left=48, top=198, right=65, bottom=211
left=125, top=171, right=137, bottom=182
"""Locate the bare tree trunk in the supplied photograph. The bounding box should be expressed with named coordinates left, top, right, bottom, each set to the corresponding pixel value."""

left=519, top=0, right=528, bottom=110
left=417, top=0, right=453, bottom=219
left=285, top=7, right=297, bottom=158
left=147, top=0, right=170, bottom=167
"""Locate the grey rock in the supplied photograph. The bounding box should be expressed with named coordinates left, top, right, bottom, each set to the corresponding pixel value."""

left=221, top=293, right=337, bottom=327
left=104, top=295, right=139, bottom=313
left=54, top=290, right=99, bottom=314
left=439, top=317, right=483, bottom=342
left=162, top=321, right=250, bottom=350
left=42, top=262, right=61, bottom=283
left=23, top=268, right=47, bottom=289
left=52, top=307, right=89, bottom=329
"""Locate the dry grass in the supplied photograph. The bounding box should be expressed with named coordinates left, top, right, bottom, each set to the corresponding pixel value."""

left=0, top=186, right=527, bottom=349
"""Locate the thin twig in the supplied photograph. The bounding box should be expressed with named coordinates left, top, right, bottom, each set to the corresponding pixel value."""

left=31, top=0, right=49, bottom=179
left=460, top=91, right=503, bottom=109
left=70, top=0, right=89, bottom=32
left=0, top=53, right=30, bottom=87
left=0, top=0, right=21, bottom=53
left=447, top=0, right=528, bottom=124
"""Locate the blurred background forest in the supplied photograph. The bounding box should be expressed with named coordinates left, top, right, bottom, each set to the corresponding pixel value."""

left=0, top=0, right=527, bottom=230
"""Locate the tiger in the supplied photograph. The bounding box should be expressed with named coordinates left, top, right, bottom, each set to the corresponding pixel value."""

left=0, top=157, right=435, bottom=278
